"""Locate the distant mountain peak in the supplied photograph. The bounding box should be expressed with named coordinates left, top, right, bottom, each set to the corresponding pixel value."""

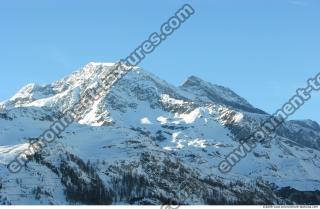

left=181, top=75, right=203, bottom=85
left=180, top=75, right=265, bottom=114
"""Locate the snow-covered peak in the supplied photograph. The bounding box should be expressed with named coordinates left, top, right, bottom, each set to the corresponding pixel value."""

left=2, top=62, right=191, bottom=125
left=3, top=63, right=268, bottom=125
left=1, top=62, right=320, bottom=205
left=181, top=75, right=250, bottom=105
left=289, top=119, right=320, bottom=131
left=9, top=83, right=56, bottom=107
left=180, top=75, right=265, bottom=114
left=6, top=62, right=121, bottom=104
left=181, top=75, right=203, bottom=85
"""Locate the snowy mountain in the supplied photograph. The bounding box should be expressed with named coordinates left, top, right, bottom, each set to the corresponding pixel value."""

left=1, top=62, right=320, bottom=205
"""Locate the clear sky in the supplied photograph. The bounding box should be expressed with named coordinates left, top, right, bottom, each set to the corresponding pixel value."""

left=0, top=0, right=319, bottom=122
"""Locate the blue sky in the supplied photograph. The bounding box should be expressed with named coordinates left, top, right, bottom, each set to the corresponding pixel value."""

left=0, top=0, right=319, bottom=122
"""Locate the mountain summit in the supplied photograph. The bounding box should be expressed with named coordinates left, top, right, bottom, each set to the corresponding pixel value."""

left=1, top=63, right=320, bottom=205
left=181, top=75, right=265, bottom=114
